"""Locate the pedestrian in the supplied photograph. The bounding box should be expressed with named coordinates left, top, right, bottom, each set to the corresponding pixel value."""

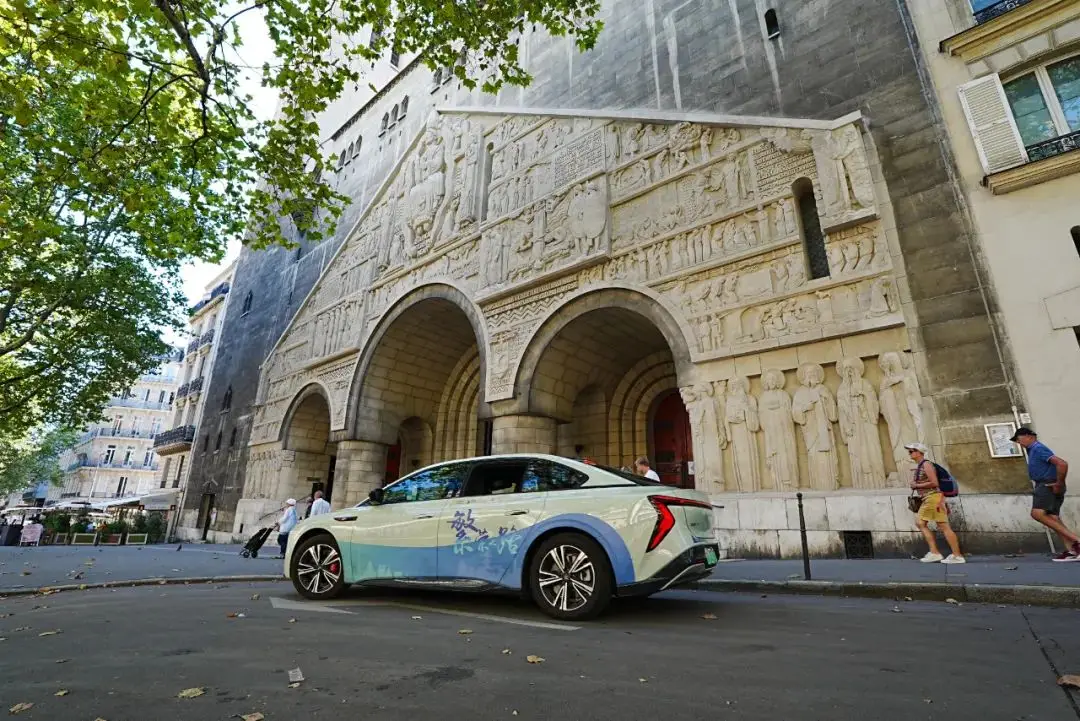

left=634, top=456, right=661, bottom=482
left=573, top=445, right=586, bottom=461
left=1011, top=427, right=1080, bottom=561
left=274, top=498, right=298, bottom=558
left=906, top=442, right=965, bottom=564
left=308, top=490, right=331, bottom=517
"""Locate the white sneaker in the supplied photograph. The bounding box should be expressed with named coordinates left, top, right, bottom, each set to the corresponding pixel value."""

left=919, top=552, right=944, bottom=563
left=942, top=554, right=966, bottom=564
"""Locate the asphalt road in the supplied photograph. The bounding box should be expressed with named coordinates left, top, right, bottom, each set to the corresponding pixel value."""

left=2, top=583, right=1080, bottom=720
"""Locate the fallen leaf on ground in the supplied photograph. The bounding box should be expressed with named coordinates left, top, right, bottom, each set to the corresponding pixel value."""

left=20, top=571, right=30, bottom=576
left=12, top=626, right=29, bottom=632
left=945, top=598, right=960, bottom=605
left=411, top=615, right=422, bottom=620
left=1005, top=566, right=1018, bottom=571
left=512, top=711, right=518, bottom=716
left=526, top=655, right=544, bottom=664
left=78, top=584, right=87, bottom=590
left=458, top=629, right=473, bottom=635
left=639, top=678, right=648, bottom=683
left=701, top=613, right=718, bottom=620
left=251, top=593, right=260, bottom=601
left=240, top=713, right=265, bottom=721
left=903, top=596, right=913, bottom=602
left=891, top=606, right=902, bottom=613
left=1058, top=675, right=1080, bottom=688
left=288, top=668, right=305, bottom=683
left=55, top=658, right=69, bottom=664
left=9, top=702, right=32, bottom=714
left=177, top=687, right=205, bottom=699
left=38, top=630, right=61, bottom=636
left=288, top=618, right=297, bottom=624
left=55, top=689, right=69, bottom=697
left=924, top=699, right=933, bottom=704
left=288, top=682, right=301, bottom=689
left=502, top=649, right=512, bottom=655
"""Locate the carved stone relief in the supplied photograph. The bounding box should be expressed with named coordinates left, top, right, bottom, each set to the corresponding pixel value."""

left=792, top=363, right=840, bottom=492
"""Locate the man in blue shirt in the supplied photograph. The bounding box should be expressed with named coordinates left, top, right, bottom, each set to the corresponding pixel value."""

left=1012, top=427, right=1079, bottom=561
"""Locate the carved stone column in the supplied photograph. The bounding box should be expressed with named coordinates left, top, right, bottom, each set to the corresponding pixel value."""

left=334, top=440, right=390, bottom=509
left=491, top=414, right=557, bottom=455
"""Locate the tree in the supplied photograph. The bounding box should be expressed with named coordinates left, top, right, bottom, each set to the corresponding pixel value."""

left=0, top=426, right=76, bottom=497
left=0, top=0, right=603, bottom=440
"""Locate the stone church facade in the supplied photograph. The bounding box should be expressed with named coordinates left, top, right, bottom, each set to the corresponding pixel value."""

left=184, top=0, right=1045, bottom=556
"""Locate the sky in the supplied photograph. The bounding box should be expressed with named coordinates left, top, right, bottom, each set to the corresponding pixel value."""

left=176, top=8, right=279, bottom=321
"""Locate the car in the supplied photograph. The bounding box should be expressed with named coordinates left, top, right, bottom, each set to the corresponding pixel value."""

left=283, top=454, right=719, bottom=620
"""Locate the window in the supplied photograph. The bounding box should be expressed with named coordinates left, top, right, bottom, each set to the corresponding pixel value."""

left=463, top=462, right=528, bottom=497
left=241, top=290, right=253, bottom=315
left=521, top=460, right=590, bottom=493
left=345, top=141, right=354, bottom=164
left=390, top=105, right=399, bottom=125
left=337, top=151, right=346, bottom=169
left=389, top=46, right=400, bottom=68
left=1004, top=56, right=1080, bottom=147
left=380, top=113, right=389, bottom=135
left=794, top=178, right=828, bottom=279
left=222, top=386, right=233, bottom=411
left=143, top=388, right=151, bottom=402
left=352, top=137, right=362, bottom=157
left=202, top=434, right=209, bottom=452
left=173, top=456, right=185, bottom=488
left=131, top=418, right=141, bottom=436
left=764, top=8, right=780, bottom=39
left=103, top=445, right=116, bottom=465
left=215, top=431, right=222, bottom=450
left=117, top=477, right=128, bottom=496
left=369, top=23, right=382, bottom=50
left=433, top=67, right=442, bottom=87
left=400, top=96, right=409, bottom=117
left=123, top=446, right=134, bottom=465
left=112, top=416, right=124, bottom=433
left=229, top=427, right=237, bottom=448
left=143, top=449, right=154, bottom=467
left=1073, top=226, right=1080, bottom=257
left=382, top=463, right=470, bottom=504
left=158, top=390, right=166, bottom=404
left=150, top=420, right=161, bottom=437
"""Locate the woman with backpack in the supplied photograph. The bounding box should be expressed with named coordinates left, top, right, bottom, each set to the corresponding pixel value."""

left=906, top=442, right=965, bottom=564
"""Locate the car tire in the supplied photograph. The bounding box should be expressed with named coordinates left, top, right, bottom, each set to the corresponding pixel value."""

left=528, top=532, right=613, bottom=621
left=290, top=533, right=346, bottom=600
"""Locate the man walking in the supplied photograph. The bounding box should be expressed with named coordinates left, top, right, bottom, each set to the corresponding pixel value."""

left=308, top=490, right=331, bottom=517
left=634, top=456, right=661, bottom=482
left=273, top=498, right=298, bottom=559
left=1012, top=427, right=1080, bottom=561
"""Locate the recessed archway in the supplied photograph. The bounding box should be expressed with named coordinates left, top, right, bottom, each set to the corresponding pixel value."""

left=278, top=384, right=337, bottom=502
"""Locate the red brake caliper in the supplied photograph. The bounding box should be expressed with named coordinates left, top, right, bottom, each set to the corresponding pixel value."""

left=329, top=561, right=340, bottom=575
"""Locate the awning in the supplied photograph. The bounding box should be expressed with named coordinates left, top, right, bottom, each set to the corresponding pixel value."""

left=92, top=490, right=179, bottom=511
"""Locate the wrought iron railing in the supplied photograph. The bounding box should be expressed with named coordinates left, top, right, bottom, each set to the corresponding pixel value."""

left=200, top=328, right=215, bottom=347
left=189, top=282, right=230, bottom=316
left=152, top=425, right=196, bottom=449
left=107, top=397, right=172, bottom=411
left=974, top=0, right=1034, bottom=24
left=176, top=383, right=190, bottom=399
left=1026, top=130, right=1080, bottom=163
left=187, top=338, right=200, bottom=353
left=65, top=459, right=160, bottom=471
left=188, top=376, right=204, bottom=394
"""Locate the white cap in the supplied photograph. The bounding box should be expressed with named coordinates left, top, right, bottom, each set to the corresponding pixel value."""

left=286, top=498, right=296, bottom=506
left=904, top=442, right=929, bottom=454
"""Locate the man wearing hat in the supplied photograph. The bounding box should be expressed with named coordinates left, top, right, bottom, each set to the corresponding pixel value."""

left=273, top=498, right=299, bottom=559
left=1011, top=427, right=1080, bottom=561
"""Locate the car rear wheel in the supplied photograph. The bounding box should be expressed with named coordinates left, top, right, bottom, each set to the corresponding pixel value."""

left=290, top=534, right=346, bottom=600
left=529, top=533, right=612, bottom=621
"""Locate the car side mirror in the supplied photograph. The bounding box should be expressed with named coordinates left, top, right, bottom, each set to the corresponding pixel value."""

left=368, top=487, right=385, bottom=505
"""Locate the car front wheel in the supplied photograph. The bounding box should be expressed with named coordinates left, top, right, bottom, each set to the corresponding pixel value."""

left=529, top=532, right=613, bottom=621
left=290, top=534, right=346, bottom=600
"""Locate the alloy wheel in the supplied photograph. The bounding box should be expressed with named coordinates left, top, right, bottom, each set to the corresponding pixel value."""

left=296, top=543, right=342, bottom=595
left=537, top=544, right=595, bottom=613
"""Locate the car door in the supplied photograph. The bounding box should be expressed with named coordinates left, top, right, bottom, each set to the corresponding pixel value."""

left=343, top=462, right=470, bottom=582
left=436, top=458, right=549, bottom=587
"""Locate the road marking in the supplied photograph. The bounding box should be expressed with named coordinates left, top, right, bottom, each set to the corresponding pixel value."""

left=269, top=596, right=578, bottom=631
left=269, top=596, right=355, bottom=614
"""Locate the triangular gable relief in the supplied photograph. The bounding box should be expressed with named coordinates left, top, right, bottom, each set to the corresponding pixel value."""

left=250, top=106, right=890, bottom=445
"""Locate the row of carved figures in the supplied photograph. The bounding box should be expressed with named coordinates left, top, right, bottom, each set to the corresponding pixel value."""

left=679, top=352, right=923, bottom=493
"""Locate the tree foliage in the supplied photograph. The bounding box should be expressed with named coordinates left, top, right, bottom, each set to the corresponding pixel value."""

left=0, top=426, right=76, bottom=496
left=0, top=0, right=603, bottom=440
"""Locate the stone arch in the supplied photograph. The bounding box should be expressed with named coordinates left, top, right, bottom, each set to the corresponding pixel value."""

left=278, top=382, right=335, bottom=451
left=275, top=382, right=338, bottom=503
left=513, top=288, right=695, bottom=413
left=347, top=282, right=488, bottom=450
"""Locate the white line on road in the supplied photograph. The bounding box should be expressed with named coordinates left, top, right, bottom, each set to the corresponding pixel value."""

left=268, top=596, right=578, bottom=631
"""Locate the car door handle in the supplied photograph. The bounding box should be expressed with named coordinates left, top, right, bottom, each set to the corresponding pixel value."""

left=333, top=515, right=357, bottom=522
left=508, top=510, right=529, bottom=516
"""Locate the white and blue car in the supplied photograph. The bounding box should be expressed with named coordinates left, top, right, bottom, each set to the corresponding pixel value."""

left=284, top=454, right=719, bottom=620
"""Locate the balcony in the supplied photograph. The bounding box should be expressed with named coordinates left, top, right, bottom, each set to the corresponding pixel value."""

left=65, top=459, right=160, bottom=472
left=189, top=282, right=230, bottom=317
left=107, top=397, right=172, bottom=411
left=186, top=338, right=200, bottom=354
left=76, top=428, right=159, bottom=444
left=176, top=383, right=190, bottom=399
left=199, top=328, right=215, bottom=353
left=152, top=425, right=196, bottom=454
left=188, top=376, right=204, bottom=398
left=1026, top=130, right=1080, bottom=162
left=973, top=0, right=1034, bottom=24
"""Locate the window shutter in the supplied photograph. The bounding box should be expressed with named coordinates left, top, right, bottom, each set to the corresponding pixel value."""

left=957, top=75, right=1028, bottom=175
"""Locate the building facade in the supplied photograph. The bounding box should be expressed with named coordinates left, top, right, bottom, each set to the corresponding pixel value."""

left=906, top=0, right=1080, bottom=537
left=189, top=0, right=1056, bottom=556
left=156, top=265, right=237, bottom=540
left=57, top=352, right=181, bottom=503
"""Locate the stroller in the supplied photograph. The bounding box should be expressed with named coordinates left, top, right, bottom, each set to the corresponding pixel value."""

left=239, top=526, right=274, bottom=559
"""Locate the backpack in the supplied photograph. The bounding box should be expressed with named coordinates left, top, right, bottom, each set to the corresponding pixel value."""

left=930, top=461, right=959, bottom=497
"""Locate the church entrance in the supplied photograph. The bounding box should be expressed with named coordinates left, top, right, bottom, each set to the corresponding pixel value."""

left=650, top=391, right=693, bottom=488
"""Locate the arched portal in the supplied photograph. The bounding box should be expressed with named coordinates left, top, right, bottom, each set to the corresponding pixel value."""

left=348, top=285, right=487, bottom=488
left=278, top=385, right=337, bottom=503
left=514, top=291, right=695, bottom=485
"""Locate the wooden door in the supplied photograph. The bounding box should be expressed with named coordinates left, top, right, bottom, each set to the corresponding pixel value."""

left=651, top=391, right=692, bottom=488
left=383, top=440, right=402, bottom=485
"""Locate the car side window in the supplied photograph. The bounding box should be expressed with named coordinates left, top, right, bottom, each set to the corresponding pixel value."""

left=382, top=463, right=469, bottom=504
left=521, top=460, right=589, bottom=493
left=462, top=462, right=528, bottom=497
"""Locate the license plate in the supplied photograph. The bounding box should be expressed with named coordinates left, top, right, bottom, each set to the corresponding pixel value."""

left=704, top=546, right=718, bottom=566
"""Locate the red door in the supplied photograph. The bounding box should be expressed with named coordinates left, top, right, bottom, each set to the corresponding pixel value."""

left=383, top=440, right=401, bottom=485
left=651, top=392, right=693, bottom=488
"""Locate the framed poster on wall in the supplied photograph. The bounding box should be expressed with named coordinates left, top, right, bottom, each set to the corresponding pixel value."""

left=984, top=422, right=1022, bottom=458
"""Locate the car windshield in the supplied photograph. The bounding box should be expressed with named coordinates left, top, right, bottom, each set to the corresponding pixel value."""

left=591, top=463, right=664, bottom=486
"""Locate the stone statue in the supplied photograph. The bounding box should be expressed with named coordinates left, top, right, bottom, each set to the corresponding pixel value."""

left=792, top=363, right=839, bottom=491
left=680, top=382, right=726, bottom=493
left=836, top=356, right=887, bottom=489
left=725, top=377, right=761, bottom=492
left=878, top=351, right=919, bottom=483
left=759, top=369, right=799, bottom=491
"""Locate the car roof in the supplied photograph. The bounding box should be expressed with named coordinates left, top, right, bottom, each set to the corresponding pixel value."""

left=402, top=453, right=633, bottom=483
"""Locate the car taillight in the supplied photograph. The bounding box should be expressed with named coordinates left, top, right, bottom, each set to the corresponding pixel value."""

left=646, top=494, right=713, bottom=552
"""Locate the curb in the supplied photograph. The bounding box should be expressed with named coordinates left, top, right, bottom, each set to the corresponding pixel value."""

left=690, top=578, right=1080, bottom=608
left=0, top=575, right=286, bottom=598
